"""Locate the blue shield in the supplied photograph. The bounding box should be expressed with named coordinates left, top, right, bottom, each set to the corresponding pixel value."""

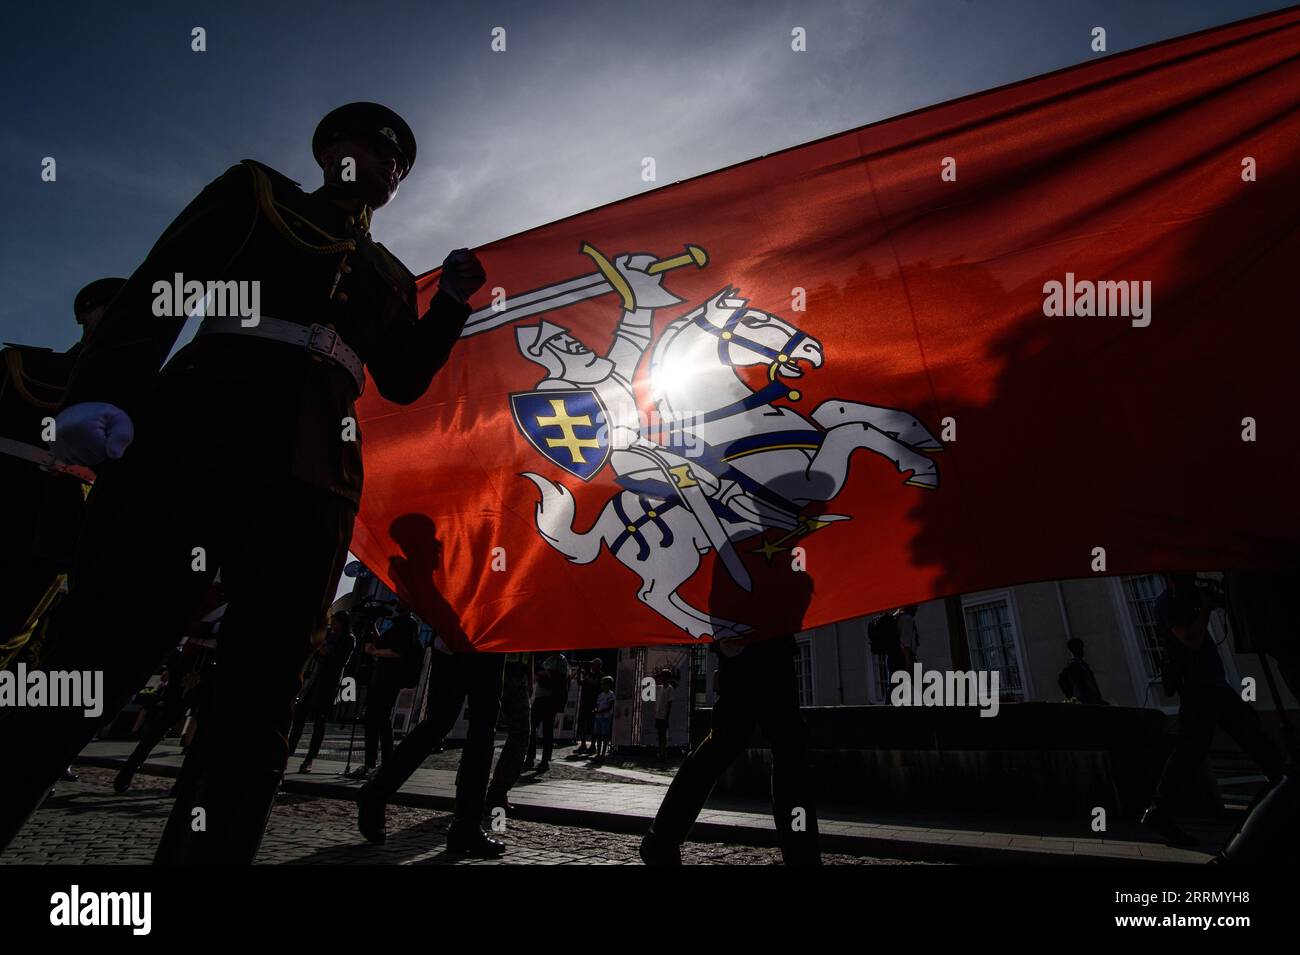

left=510, top=389, right=611, bottom=481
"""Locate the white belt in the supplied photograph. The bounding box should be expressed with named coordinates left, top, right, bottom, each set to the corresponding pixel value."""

left=194, top=317, right=365, bottom=394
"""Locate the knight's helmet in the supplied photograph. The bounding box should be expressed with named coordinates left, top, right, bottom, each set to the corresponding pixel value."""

left=516, top=321, right=571, bottom=378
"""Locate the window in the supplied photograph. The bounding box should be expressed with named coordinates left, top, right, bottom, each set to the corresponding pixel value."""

left=1121, top=573, right=1167, bottom=680
left=963, top=597, right=1025, bottom=702
left=793, top=639, right=813, bottom=707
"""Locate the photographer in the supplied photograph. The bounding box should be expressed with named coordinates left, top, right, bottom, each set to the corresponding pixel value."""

left=653, top=667, right=674, bottom=760
left=1141, top=573, right=1283, bottom=848
left=868, top=606, right=918, bottom=681
left=574, top=658, right=603, bottom=756
left=349, top=603, right=421, bottom=779
left=527, top=653, right=569, bottom=772
left=289, top=611, right=356, bottom=774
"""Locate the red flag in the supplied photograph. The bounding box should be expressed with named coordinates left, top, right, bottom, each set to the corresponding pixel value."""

left=352, top=8, right=1300, bottom=652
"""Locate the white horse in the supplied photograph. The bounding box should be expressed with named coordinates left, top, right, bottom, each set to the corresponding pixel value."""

left=523, top=286, right=943, bottom=639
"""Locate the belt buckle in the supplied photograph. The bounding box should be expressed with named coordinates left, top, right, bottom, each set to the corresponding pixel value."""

left=306, top=323, right=340, bottom=360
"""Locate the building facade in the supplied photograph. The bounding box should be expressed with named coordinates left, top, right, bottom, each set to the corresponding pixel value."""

left=793, top=573, right=1297, bottom=717
left=338, top=567, right=1297, bottom=751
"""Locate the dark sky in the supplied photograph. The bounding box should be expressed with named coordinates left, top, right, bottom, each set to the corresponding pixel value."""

left=2, top=0, right=1287, bottom=352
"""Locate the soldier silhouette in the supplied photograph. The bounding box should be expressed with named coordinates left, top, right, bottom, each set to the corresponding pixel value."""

left=0, top=103, right=485, bottom=864
left=0, top=277, right=123, bottom=670
left=356, top=515, right=511, bottom=856
left=641, top=536, right=821, bottom=865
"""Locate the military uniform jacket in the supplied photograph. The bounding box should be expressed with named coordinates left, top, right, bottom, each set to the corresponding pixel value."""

left=64, top=160, right=471, bottom=506
left=0, top=341, right=87, bottom=562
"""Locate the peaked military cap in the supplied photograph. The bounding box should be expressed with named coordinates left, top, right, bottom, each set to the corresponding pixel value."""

left=312, top=102, right=416, bottom=180
left=73, top=277, right=127, bottom=322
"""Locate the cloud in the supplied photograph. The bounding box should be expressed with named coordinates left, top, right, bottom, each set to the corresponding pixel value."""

left=2, top=0, right=1281, bottom=347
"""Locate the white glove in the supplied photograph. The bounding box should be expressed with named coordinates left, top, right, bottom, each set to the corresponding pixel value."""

left=51, top=402, right=134, bottom=466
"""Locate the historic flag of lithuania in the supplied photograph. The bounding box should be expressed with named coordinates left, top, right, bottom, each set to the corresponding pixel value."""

left=350, top=7, right=1300, bottom=651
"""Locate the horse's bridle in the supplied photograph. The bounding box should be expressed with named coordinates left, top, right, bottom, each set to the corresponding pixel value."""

left=684, top=300, right=810, bottom=424
left=692, top=298, right=811, bottom=380
left=637, top=299, right=826, bottom=528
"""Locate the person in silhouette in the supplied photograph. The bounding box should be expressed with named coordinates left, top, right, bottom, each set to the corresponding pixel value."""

left=1142, top=573, right=1282, bottom=848
left=641, top=537, right=820, bottom=865
left=290, top=611, right=356, bottom=774
left=1057, top=638, right=1107, bottom=705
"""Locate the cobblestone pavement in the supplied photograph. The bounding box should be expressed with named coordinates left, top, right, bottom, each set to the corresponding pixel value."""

left=3, top=768, right=919, bottom=865
left=306, top=731, right=682, bottom=786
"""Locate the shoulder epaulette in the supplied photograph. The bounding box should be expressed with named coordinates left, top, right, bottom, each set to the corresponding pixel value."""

left=371, top=241, right=416, bottom=285
left=240, top=159, right=355, bottom=256
left=238, top=159, right=303, bottom=192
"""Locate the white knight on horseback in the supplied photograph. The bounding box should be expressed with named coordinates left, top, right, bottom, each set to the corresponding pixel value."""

left=508, top=247, right=943, bottom=639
